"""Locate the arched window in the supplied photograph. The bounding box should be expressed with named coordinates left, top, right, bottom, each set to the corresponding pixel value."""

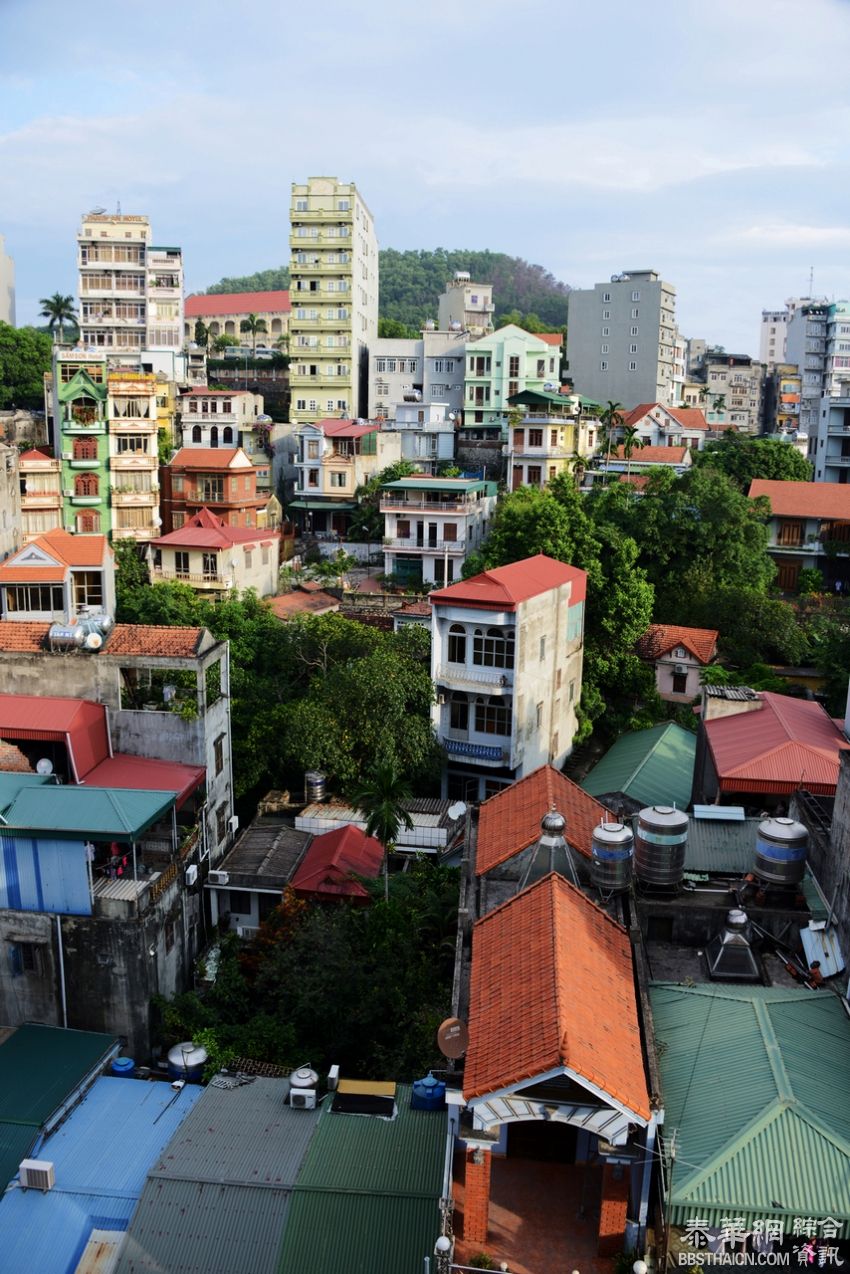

left=73, top=436, right=97, bottom=460
left=224, top=321, right=236, bottom=335
left=447, top=624, right=466, bottom=664
left=449, top=691, right=468, bottom=732
left=74, top=472, right=98, bottom=498
left=222, top=427, right=233, bottom=445
left=191, top=424, right=202, bottom=443
left=473, top=627, right=515, bottom=670
left=474, top=695, right=512, bottom=736
left=271, top=318, right=282, bottom=334
left=210, top=426, right=219, bottom=448
left=209, top=322, right=220, bottom=336
left=76, top=512, right=100, bottom=533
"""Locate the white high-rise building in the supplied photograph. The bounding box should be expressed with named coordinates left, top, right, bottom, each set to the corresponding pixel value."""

left=288, top=177, right=378, bottom=426
left=0, top=233, right=15, bottom=326
left=77, top=212, right=183, bottom=357
left=566, top=269, right=677, bottom=406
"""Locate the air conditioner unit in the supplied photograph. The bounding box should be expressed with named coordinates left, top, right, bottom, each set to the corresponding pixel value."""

left=62, top=488, right=74, bottom=498
left=19, top=1160, right=55, bottom=1192
left=290, top=1089, right=317, bottom=1110
left=674, top=664, right=687, bottom=675
left=228, top=815, right=239, bottom=836
left=61, top=451, right=72, bottom=460
left=208, top=870, right=229, bottom=886
left=185, top=864, right=198, bottom=887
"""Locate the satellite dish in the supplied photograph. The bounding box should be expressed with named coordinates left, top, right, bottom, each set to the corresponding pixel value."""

left=437, top=1017, right=469, bottom=1059
left=36, top=758, right=54, bottom=776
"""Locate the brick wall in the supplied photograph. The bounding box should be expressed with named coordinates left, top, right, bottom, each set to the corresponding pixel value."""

left=598, top=1162, right=630, bottom=1256
left=464, top=1148, right=492, bottom=1245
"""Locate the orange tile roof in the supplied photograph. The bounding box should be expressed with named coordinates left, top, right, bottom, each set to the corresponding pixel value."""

left=618, top=474, right=650, bottom=489
left=267, top=590, right=340, bottom=619
left=636, top=624, right=718, bottom=665
left=749, top=479, right=850, bottom=519
left=612, top=445, right=688, bottom=464
left=105, top=625, right=205, bottom=657
left=0, top=623, right=51, bottom=652
left=170, top=447, right=253, bottom=470
left=184, top=290, right=291, bottom=318
left=463, top=873, right=650, bottom=1117
left=431, top=555, right=586, bottom=611
left=0, top=566, right=67, bottom=583
left=0, top=530, right=109, bottom=580
left=476, top=765, right=610, bottom=873
left=18, top=449, right=56, bottom=465
left=536, top=333, right=563, bottom=346
left=623, top=403, right=708, bottom=431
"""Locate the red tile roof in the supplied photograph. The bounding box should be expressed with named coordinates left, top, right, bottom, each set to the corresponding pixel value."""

left=315, top=419, right=379, bottom=438
left=618, top=474, right=650, bottom=489
left=151, top=507, right=276, bottom=549
left=623, top=403, right=709, bottom=431
left=0, top=529, right=109, bottom=581
left=705, top=691, right=850, bottom=796
left=184, top=291, right=291, bottom=318
left=395, top=599, right=433, bottom=616
left=463, top=873, right=650, bottom=1117
left=612, top=445, right=688, bottom=464
left=267, top=589, right=340, bottom=619
left=18, top=449, right=56, bottom=464
left=636, top=624, right=718, bottom=665
left=0, top=622, right=207, bottom=658
left=0, top=694, right=109, bottom=780
left=169, top=447, right=253, bottom=470
left=476, top=765, right=609, bottom=873
left=749, top=479, right=850, bottom=520
left=431, top=554, right=586, bottom=611
left=536, top=333, right=563, bottom=346
left=290, top=824, right=384, bottom=899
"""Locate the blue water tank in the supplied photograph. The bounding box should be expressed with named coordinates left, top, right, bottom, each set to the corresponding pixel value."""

left=111, top=1057, right=135, bottom=1077
left=411, top=1072, right=446, bottom=1111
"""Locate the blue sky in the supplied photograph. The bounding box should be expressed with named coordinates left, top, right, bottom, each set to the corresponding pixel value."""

left=2, top=0, right=849, bottom=350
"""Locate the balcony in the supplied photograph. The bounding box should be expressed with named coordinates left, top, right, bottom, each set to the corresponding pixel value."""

left=68, top=458, right=100, bottom=470
left=440, top=735, right=508, bottom=764
left=112, top=489, right=157, bottom=505
left=290, top=207, right=354, bottom=222
left=150, top=567, right=234, bottom=589
left=21, top=491, right=61, bottom=507
left=110, top=454, right=156, bottom=470
left=63, top=420, right=106, bottom=436
left=379, top=497, right=473, bottom=513
left=384, top=537, right=467, bottom=554
left=109, top=415, right=156, bottom=429
left=69, top=495, right=103, bottom=506
left=289, top=231, right=352, bottom=249
left=436, top=664, right=513, bottom=691
left=291, top=258, right=352, bottom=273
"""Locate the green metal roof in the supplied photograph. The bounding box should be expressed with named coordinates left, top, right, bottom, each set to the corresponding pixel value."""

left=0, top=786, right=175, bottom=841
left=581, top=723, right=696, bottom=809
left=382, top=477, right=486, bottom=493
left=0, top=1024, right=117, bottom=1190
left=651, top=984, right=850, bottom=1233
left=287, top=500, right=356, bottom=512
left=0, top=773, right=55, bottom=814
left=277, top=1084, right=447, bottom=1274
left=681, top=816, right=828, bottom=917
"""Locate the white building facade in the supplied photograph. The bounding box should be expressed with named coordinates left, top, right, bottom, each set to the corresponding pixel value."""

left=0, top=233, right=15, bottom=326
left=380, top=475, right=497, bottom=586
left=430, top=555, right=586, bottom=802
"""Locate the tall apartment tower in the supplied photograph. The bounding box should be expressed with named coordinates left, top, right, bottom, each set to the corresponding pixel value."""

left=0, top=233, right=15, bottom=326
left=786, top=300, right=830, bottom=433
left=566, top=269, right=677, bottom=406
left=77, top=213, right=183, bottom=358
left=288, top=177, right=379, bottom=426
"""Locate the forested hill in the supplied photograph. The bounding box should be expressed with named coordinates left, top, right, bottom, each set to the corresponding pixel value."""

left=203, top=249, right=571, bottom=330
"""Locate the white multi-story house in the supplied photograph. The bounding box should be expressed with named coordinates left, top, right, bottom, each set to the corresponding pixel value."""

left=618, top=403, right=710, bottom=452
left=178, top=388, right=275, bottom=492
left=150, top=508, right=280, bottom=597
left=464, top=325, right=562, bottom=434
left=18, top=449, right=62, bottom=541
left=700, top=351, right=765, bottom=433
left=393, top=400, right=456, bottom=471
left=291, top=419, right=401, bottom=535
left=77, top=213, right=183, bottom=357
left=380, top=474, right=497, bottom=586
left=288, top=177, right=378, bottom=425
left=430, top=555, right=586, bottom=802
left=368, top=339, right=422, bottom=417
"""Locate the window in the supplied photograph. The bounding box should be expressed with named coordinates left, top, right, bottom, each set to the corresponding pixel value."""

left=191, top=424, right=202, bottom=443
left=448, top=624, right=466, bottom=664
left=227, top=889, right=252, bottom=915
left=550, top=430, right=558, bottom=447
left=216, top=805, right=228, bottom=847
left=601, top=344, right=609, bottom=354
left=164, top=920, right=175, bottom=954
left=73, top=436, right=97, bottom=460
left=630, top=343, right=637, bottom=354
left=629, top=361, right=637, bottom=371
left=175, top=551, right=190, bottom=578
left=74, top=472, right=99, bottom=497
left=528, top=429, right=543, bottom=446
left=630, top=326, right=639, bottom=336
left=200, top=477, right=224, bottom=502
left=472, top=627, right=515, bottom=669
left=672, top=672, right=688, bottom=695
left=600, top=361, right=608, bottom=371
left=536, top=702, right=544, bottom=728
left=73, top=571, right=103, bottom=609
left=536, top=359, right=546, bottom=377
left=527, top=466, right=542, bottom=485
left=115, top=434, right=148, bottom=453
left=602, top=309, right=610, bottom=320
left=214, top=733, right=225, bottom=774
left=602, top=326, right=609, bottom=336
left=307, top=468, right=319, bottom=488
left=631, top=308, right=639, bottom=319
left=203, top=552, right=217, bottom=579
left=539, top=635, right=546, bottom=661
left=509, top=355, right=520, bottom=376
left=632, top=290, right=640, bottom=301
left=449, top=692, right=468, bottom=731
left=603, top=292, right=611, bottom=302
left=4, top=584, right=64, bottom=613
left=474, top=696, right=512, bottom=735
left=8, top=942, right=40, bottom=977
left=329, top=471, right=347, bottom=487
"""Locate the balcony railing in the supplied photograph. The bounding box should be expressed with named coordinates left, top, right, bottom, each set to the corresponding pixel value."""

left=151, top=567, right=234, bottom=588
left=110, top=454, right=156, bottom=469
left=379, top=498, right=473, bottom=513
left=440, top=735, right=508, bottom=763
left=21, top=491, right=61, bottom=506
left=112, top=489, right=157, bottom=505
left=384, top=537, right=467, bottom=553
left=436, top=665, right=513, bottom=689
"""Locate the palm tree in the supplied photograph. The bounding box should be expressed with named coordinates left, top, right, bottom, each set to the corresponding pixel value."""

left=599, top=400, right=625, bottom=480
left=273, top=333, right=289, bottom=356
left=39, top=293, right=77, bottom=344
left=622, top=425, right=646, bottom=478
left=240, top=313, right=267, bottom=356
left=351, top=762, right=414, bottom=902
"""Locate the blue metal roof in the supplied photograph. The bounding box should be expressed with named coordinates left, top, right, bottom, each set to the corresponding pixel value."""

left=0, top=1076, right=201, bottom=1274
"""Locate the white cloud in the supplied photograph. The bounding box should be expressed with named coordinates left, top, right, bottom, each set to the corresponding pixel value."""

left=725, top=223, right=850, bottom=248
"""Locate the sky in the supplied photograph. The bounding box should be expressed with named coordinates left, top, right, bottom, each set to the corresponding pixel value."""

left=2, top=0, right=850, bottom=351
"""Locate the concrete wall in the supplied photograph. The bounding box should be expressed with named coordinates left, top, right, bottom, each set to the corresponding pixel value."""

left=792, top=753, right=850, bottom=974
left=0, top=233, right=15, bottom=327
left=566, top=273, right=675, bottom=406
left=0, top=444, right=21, bottom=562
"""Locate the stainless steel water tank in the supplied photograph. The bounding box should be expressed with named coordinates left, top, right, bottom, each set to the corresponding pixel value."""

left=754, top=816, right=808, bottom=886
left=635, top=805, right=689, bottom=888
left=591, top=821, right=634, bottom=893
left=304, top=771, right=327, bottom=803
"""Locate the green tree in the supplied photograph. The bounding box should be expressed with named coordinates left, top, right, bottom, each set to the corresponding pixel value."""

left=598, top=400, right=625, bottom=472
left=693, top=431, right=812, bottom=485
left=675, top=584, right=808, bottom=668
left=0, top=324, right=53, bottom=409
left=240, top=313, right=267, bottom=355
left=39, top=293, right=77, bottom=343
left=351, top=762, right=415, bottom=901
left=205, top=267, right=290, bottom=294
left=212, top=333, right=235, bottom=354
left=377, top=317, right=420, bottom=338
left=347, top=460, right=417, bottom=542
left=193, top=319, right=209, bottom=349
left=621, top=424, right=646, bottom=478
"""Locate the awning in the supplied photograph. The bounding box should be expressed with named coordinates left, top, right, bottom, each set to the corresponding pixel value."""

left=288, top=500, right=356, bottom=512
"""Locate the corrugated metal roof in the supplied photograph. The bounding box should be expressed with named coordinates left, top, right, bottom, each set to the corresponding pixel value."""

left=278, top=1192, right=440, bottom=1274
left=0, top=1124, right=39, bottom=1200
left=0, top=1078, right=201, bottom=1274
left=582, top=723, right=696, bottom=809
left=651, top=983, right=850, bottom=1233
left=0, top=695, right=109, bottom=780
left=705, top=692, right=849, bottom=795
left=0, top=1025, right=117, bottom=1128
left=116, top=1180, right=292, bottom=1274
left=294, top=1085, right=445, bottom=1197
left=148, top=1078, right=319, bottom=1186
left=1, top=786, right=175, bottom=841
